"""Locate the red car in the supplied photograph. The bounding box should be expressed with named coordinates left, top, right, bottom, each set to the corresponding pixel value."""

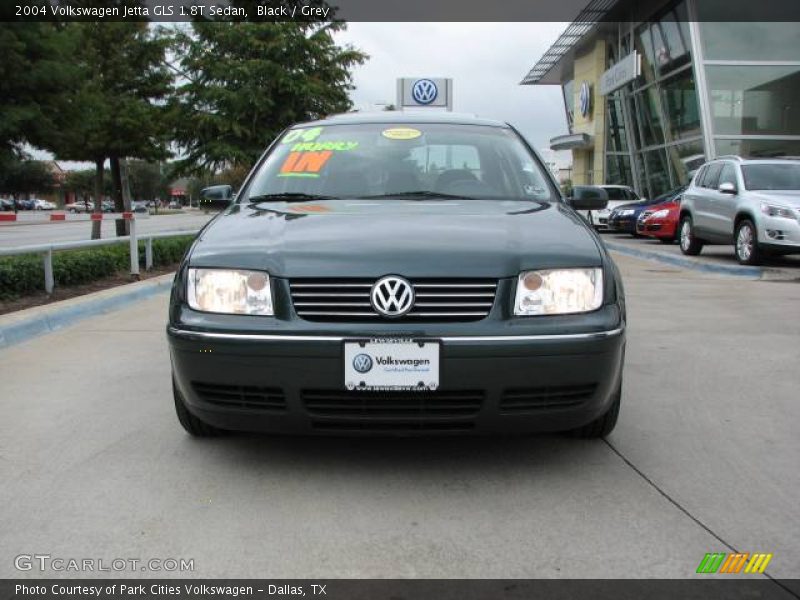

left=636, top=197, right=681, bottom=243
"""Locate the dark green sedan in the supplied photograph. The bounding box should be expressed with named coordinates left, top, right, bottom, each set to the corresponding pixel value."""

left=167, top=112, right=625, bottom=437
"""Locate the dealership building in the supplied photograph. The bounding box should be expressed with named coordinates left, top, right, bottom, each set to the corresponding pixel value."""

left=521, top=0, right=800, bottom=198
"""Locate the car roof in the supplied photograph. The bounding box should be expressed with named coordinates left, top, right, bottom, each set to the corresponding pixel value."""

left=295, top=111, right=510, bottom=129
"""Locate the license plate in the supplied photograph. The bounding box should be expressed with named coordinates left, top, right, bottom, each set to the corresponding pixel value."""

left=344, top=339, right=440, bottom=391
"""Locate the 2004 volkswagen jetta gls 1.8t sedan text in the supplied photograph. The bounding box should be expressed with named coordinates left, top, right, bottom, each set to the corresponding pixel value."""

left=167, top=113, right=626, bottom=438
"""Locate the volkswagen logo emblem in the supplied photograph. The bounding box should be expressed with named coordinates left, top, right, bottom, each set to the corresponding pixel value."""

left=371, top=276, right=415, bottom=317
left=411, top=79, right=438, bottom=105
left=352, top=353, right=373, bottom=373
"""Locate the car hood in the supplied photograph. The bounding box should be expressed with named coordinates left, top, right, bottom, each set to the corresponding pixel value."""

left=748, top=190, right=800, bottom=208
left=611, top=201, right=645, bottom=212
left=189, top=199, right=603, bottom=278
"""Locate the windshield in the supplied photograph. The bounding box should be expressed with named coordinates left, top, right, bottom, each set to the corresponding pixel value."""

left=742, top=163, right=800, bottom=191
left=241, top=123, right=556, bottom=202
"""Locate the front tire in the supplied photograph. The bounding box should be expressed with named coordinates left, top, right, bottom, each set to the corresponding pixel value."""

left=568, top=383, right=621, bottom=439
left=734, top=219, right=762, bottom=265
left=173, top=378, right=222, bottom=437
left=679, top=216, right=703, bottom=256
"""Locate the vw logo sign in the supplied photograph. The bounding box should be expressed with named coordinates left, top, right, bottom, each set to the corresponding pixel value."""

left=411, top=79, right=438, bottom=105
left=579, top=81, right=592, bottom=117
left=371, top=275, right=415, bottom=317
left=352, top=353, right=373, bottom=373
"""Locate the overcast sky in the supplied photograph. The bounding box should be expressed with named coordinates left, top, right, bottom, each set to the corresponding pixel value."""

left=335, top=22, right=572, bottom=166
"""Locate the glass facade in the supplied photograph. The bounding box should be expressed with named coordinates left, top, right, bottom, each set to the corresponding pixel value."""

left=597, top=1, right=799, bottom=197
left=601, top=0, right=702, bottom=198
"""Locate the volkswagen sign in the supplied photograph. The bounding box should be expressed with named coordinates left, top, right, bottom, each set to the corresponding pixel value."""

left=397, top=78, right=452, bottom=110
left=371, top=276, right=415, bottom=317
left=411, top=79, right=438, bottom=105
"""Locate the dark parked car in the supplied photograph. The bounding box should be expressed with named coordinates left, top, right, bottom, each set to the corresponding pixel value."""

left=0, top=198, right=13, bottom=211
left=608, top=185, right=687, bottom=235
left=167, top=113, right=626, bottom=438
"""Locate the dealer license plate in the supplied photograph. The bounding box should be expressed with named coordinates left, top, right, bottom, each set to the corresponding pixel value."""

left=343, top=339, right=440, bottom=391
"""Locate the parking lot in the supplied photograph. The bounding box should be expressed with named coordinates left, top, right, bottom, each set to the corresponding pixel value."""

left=1, top=252, right=798, bottom=579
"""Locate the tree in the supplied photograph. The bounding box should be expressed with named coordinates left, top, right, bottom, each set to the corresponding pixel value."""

left=0, top=22, right=79, bottom=168
left=169, top=20, right=367, bottom=175
left=127, top=160, right=167, bottom=202
left=41, top=18, right=173, bottom=237
left=0, top=160, right=56, bottom=200
left=64, top=168, right=112, bottom=204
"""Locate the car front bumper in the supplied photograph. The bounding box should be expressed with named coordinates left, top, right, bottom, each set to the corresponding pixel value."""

left=608, top=215, right=637, bottom=233
left=168, top=323, right=625, bottom=436
left=757, top=215, right=800, bottom=252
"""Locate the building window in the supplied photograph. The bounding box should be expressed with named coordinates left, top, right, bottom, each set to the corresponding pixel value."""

left=660, top=68, right=701, bottom=141
left=606, top=97, right=628, bottom=152
left=650, top=2, right=691, bottom=75
left=706, top=65, right=800, bottom=136
left=715, top=138, right=800, bottom=158
left=643, top=148, right=672, bottom=196
left=699, top=21, right=800, bottom=61
left=606, top=154, right=632, bottom=186
left=635, top=86, right=666, bottom=147
left=666, top=139, right=705, bottom=184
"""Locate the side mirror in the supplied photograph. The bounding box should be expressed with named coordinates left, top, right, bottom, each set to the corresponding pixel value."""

left=718, top=182, right=737, bottom=195
left=567, top=185, right=609, bottom=211
left=199, top=185, right=234, bottom=209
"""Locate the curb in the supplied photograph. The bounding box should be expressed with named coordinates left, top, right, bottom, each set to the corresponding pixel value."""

left=0, top=274, right=174, bottom=350
left=605, top=241, right=764, bottom=279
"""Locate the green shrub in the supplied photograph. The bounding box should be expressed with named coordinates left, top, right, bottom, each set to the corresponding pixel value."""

left=0, top=235, right=194, bottom=300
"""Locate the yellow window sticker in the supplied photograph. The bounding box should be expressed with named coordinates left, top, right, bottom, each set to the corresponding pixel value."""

left=381, top=127, right=422, bottom=140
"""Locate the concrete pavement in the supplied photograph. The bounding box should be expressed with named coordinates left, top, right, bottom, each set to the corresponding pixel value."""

left=0, top=212, right=214, bottom=247
left=0, top=254, right=798, bottom=579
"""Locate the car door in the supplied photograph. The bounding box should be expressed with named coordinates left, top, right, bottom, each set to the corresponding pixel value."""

left=709, top=162, right=739, bottom=238
left=693, top=162, right=722, bottom=234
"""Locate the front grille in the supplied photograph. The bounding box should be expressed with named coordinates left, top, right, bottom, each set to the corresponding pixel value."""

left=289, top=278, right=497, bottom=322
left=192, top=382, right=286, bottom=411
left=500, top=384, right=596, bottom=413
left=304, top=389, right=483, bottom=432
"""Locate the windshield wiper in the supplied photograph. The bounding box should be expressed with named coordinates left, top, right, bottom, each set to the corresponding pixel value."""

left=246, top=193, right=338, bottom=203
left=356, top=191, right=466, bottom=200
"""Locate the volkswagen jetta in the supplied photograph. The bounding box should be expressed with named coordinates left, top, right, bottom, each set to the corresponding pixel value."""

left=167, top=113, right=626, bottom=437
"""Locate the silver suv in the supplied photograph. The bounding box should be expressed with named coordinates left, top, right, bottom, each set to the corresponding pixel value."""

left=679, top=156, right=800, bottom=265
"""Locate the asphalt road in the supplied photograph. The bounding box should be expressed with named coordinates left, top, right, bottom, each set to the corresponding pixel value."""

left=0, top=212, right=215, bottom=248
left=0, top=254, right=798, bottom=580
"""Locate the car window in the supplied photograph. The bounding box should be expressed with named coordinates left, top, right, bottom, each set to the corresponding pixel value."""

left=604, top=187, right=627, bottom=201
left=242, top=123, right=556, bottom=202
left=693, top=165, right=706, bottom=187
left=701, top=163, right=723, bottom=189
left=718, top=162, right=737, bottom=188
left=741, top=163, right=800, bottom=190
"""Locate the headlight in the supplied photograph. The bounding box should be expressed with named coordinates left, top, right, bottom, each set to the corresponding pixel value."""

left=760, top=203, right=795, bottom=219
left=187, top=268, right=274, bottom=315
left=514, top=268, right=603, bottom=316
left=651, top=209, right=670, bottom=219
left=619, top=209, right=635, bottom=216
